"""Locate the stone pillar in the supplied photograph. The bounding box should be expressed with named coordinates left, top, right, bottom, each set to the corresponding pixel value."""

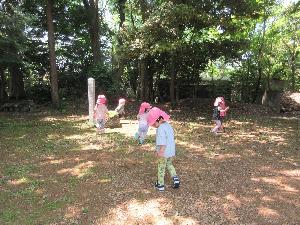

left=88, top=78, right=95, bottom=124
left=262, top=79, right=285, bottom=111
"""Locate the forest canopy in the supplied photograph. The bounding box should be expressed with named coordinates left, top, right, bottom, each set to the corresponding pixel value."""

left=0, top=0, right=299, bottom=107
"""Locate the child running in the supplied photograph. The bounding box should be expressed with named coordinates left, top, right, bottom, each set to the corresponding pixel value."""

left=115, top=98, right=126, bottom=118
left=94, top=95, right=109, bottom=134
left=134, top=102, right=152, bottom=144
left=147, top=107, right=180, bottom=192
left=211, top=97, right=229, bottom=135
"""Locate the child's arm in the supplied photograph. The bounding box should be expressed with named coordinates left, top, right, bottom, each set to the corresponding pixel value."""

left=156, top=145, right=165, bottom=157
left=220, top=106, right=229, bottom=112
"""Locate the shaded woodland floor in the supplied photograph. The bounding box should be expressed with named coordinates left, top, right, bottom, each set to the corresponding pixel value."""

left=0, top=99, right=299, bottom=225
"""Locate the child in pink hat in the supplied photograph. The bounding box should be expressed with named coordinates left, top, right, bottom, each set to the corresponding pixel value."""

left=115, top=98, right=126, bottom=118
left=134, top=102, right=152, bottom=144
left=147, top=107, right=180, bottom=192
left=211, top=97, right=229, bottom=135
left=94, top=95, right=109, bottom=133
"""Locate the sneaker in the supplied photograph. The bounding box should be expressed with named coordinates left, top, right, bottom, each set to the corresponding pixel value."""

left=172, top=176, right=180, bottom=188
left=154, top=181, right=165, bottom=192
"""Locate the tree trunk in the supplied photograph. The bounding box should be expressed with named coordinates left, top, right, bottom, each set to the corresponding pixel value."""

left=290, top=36, right=296, bottom=91
left=169, top=53, right=176, bottom=107
left=9, top=64, right=25, bottom=100
left=115, top=0, right=127, bottom=83
left=83, top=0, right=101, bottom=64
left=139, top=59, right=146, bottom=100
left=0, top=66, right=8, bottom=102
left=138, top=0, right=152, bottom=101
left=253, top=7, right=266, bottom=103
left=46, top=0, right=60, bottom=108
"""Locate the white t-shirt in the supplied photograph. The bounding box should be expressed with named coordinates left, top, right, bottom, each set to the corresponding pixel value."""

left=137, top=112, right=149, bottom=126
left=156, top=122, right=175, bottom=158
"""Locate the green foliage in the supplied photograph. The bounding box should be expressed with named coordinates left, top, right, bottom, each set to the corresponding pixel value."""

left=26, top=83, right=51, bottom=103
left=0, top=0, right=298, bottom=104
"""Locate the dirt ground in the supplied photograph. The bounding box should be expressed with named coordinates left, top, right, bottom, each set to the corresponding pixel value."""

left=0, top=99, right=299, bottom=225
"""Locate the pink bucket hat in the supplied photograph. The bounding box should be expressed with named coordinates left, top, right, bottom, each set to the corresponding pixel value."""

left=139, top=102, right=151, bottom=114
left=147, top=107, right=170, bottom=126
left=97, top=95, right=107, bottom=104
left=214, top=97, right=222, bottom=106
left=119, top=98, right=126, bottom=105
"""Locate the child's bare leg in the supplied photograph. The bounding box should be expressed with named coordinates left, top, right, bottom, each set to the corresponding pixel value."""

left=212, top=120, right=221, bottom=133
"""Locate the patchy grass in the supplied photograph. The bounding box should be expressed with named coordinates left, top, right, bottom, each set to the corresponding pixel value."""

left=0, top=101, right=299, bottom=225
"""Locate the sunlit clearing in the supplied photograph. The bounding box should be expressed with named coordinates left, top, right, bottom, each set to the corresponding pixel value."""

left=258, top=206, right=279, bottom=218
left=81, top=143, right=100, bottom=151
left=108, top=120, right=156, bottom=137
left=57, top=161, right=95, bottom=177
left=62, top=134, right=88, bottom=140
left=278, top=169, right=300, bottom=178
left=99, top=199, right=198, bottom=225
left=8, top=177, right=29, bottom=185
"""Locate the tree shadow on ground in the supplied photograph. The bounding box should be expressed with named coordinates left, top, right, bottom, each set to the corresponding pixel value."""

left=0, top=106, right=299, bottom=225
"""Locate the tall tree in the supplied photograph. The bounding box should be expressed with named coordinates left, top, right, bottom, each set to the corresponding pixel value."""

left=0, top=0, right=26, bottom=100
left=83, top=0, right=101, bottom=64
left=281, top=3, right=300, bottom=90
left=115, top=0, right=127, bottom=83
left=46, top=0, right=59, bottom=107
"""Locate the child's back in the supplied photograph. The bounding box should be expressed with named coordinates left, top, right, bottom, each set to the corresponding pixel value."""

left=156, top=121, right=175, bottom=158
left=138, top=111, right=149, bottom=124
left=95, top=104, right=108, bottom=119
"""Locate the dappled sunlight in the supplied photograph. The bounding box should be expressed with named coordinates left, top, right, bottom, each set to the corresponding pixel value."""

left=41, top=156, right=80, bottom=166
left=270, top=116, right=300, bottom=120
left=7, top=177, right=29, bottom=186
left=231, top=130, right=289, bottom=146
left=278, top=169, right=300, bottom=179
left=58, top=134, right=86, bottom=140
left=229, top=120, right=253, bottom=126
left=177, top=140, right=205, bottom=153
left=64, top=205, right=82, bottom=221
left=40, top=116, right=60, bottom=122
left=106, top=119, right=156, bottom=137
left=261, top=196, right=275, bottom=202
left=258, top=206, right=280, bottom=218
left=1, top=101, right=300, bottom=225
left=214, top=153, right=241, bottom=160
left=251, top=177, right=299, bottom=193
left=40, top=115, right=87, bottom=123
left=225, top=194, right=242, bottom=207
left=98, top=198, right=198, bottom=225
left=42, top=157, right=64, bottom=165
left=57, top=161, right=95, bottom=178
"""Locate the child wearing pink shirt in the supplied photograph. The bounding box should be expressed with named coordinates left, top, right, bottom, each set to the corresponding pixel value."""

left=211, top=97, right=229, bottom=135
left=134, top=102, right=152, bottom=144
left=94, top=95, right=109, bottom=133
